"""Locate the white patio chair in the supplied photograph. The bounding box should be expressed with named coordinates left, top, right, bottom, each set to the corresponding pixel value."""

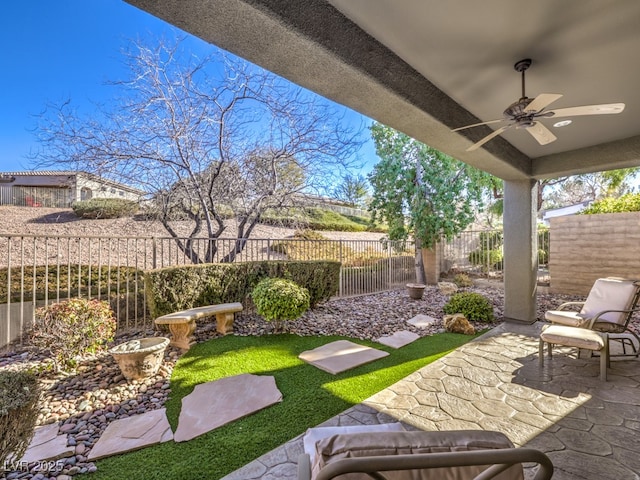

left=544, top=277, right=640, bottom=356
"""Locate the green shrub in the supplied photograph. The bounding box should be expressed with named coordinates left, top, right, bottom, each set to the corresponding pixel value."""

left=0, top=371, right=40, bottom=468
left=478, top=231, right=503, bottom=248
left=580, top=193, right=640, bottom=214
left=443, top=292, right=495, bottom=323
left=72, top=198, right=138, bottom=219
left=251, top=278, right=310, bottom=331
left=537, top=228, right=549, bottom=265
left=468, top=248, right=503, bottom=268
left=29, top=298, right=117, bottom=372
left=453, top=273, right=473, bottom=288
left=145, top=260, right=340, bottom=318
left=537, top=248, right=549, bottom=265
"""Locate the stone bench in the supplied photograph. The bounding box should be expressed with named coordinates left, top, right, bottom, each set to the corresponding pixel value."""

left=154, top=303, right=243, bottom=351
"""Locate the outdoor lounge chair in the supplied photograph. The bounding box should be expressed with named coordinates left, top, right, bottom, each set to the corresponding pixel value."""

left=298, top=429, right=553, bottom=480
left=544, top=277, right=640, bottom=356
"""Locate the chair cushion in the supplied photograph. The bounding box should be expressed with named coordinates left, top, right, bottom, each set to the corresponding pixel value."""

left=540, top=324, right=606, bottom=351
left=311, top=430, right=523, bottom=480
left=580, top=278, right=637, bottom=325
left=544, top=310, right=588, bottom=327
left=303, top=423, right=406, bottom=467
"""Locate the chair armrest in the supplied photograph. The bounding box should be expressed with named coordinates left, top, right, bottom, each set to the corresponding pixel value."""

left=303, top=448, right=553, bottom=480
left=555, top=301, right=585, bottom=311
left=587, top=307, right=640, bottom=329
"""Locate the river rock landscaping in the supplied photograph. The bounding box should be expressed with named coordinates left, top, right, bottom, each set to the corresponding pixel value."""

left=0, top=283, right=606, bottom=480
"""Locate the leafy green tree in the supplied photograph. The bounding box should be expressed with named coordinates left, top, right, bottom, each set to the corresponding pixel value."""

left=368, top=123, right=497, bottom=281
left=539, top=168, right=639, bottom=211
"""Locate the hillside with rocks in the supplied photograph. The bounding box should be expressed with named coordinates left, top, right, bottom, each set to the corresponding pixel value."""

left=0, top=206, right=385, bottom=242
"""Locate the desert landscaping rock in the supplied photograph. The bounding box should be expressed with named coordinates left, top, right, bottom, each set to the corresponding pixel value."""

left=1, top=280, right=629, bottom=479
left=88, top=408, right=173, bottom=460
left=376, top=330, right=420, bottom=348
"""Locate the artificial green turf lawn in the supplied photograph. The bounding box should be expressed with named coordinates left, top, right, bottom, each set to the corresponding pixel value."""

left=91, top=332, right=480, bottom=480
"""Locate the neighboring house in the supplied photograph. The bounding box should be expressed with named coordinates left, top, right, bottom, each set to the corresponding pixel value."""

left=540, top=201, right=592, bottom=225
left=0, top=171, right=146, bottom=208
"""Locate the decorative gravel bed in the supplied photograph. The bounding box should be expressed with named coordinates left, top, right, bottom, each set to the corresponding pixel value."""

left=0, top=284, right=625, bottom=480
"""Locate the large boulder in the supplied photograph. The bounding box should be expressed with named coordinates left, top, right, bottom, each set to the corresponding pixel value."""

left=443, top=313, right=475, bottom=335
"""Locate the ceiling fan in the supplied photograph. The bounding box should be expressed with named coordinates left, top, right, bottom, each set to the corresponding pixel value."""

left=453, top=58, right=625, bottom=152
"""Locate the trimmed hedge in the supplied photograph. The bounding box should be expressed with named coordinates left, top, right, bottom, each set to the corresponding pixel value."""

left=72, top=198, right=138, bottom=219
left=145, top=260, right=340, bottom=318
left=0, top=265, right=143, bottom=304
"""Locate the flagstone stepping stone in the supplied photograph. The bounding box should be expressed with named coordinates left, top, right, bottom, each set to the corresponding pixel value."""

left=20, top=424, right=74, bottom=463
left=299, top=340, right=389, bottom=375
left=174, top=374, right=282, bottom=442
left=88, top=408, right=173, bottom=460
left=377, top=330, right=420, bottom=349
left=407, top=314, right=439, bottom=328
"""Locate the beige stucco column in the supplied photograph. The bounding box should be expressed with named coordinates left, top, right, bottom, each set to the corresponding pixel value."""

left=421, top=243, right=443, bottom=285
left=503, top=179, right=538, bottom=323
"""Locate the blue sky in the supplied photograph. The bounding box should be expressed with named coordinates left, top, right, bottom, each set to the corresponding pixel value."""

left=0, top=0, right=377, bottom=175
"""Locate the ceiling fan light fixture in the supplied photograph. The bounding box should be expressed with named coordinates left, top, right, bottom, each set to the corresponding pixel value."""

left=553, top=120, right=572, bottom=128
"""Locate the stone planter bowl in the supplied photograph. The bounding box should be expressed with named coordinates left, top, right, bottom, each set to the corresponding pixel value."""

left=110, top=337, right=169, bottom=381
left=406, top=283, right=426, bottom=300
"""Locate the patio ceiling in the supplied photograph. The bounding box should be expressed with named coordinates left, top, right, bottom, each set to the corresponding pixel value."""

left=125, top=0, right=640, bottom=181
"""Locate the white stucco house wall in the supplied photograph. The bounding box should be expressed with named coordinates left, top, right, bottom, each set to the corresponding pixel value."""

left=0, top=171, right=146, bottom=207
left=540, top=201, right=592, bottom=225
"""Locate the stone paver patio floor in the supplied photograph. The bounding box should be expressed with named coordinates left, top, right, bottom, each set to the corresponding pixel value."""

left=223, top=322, right=640, bottom=480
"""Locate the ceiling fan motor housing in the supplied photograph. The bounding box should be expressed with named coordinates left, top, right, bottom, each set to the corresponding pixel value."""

left=503, top=97, right=534, bottom=119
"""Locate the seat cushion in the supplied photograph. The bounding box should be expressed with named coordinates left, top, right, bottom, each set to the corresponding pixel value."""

left=545, top=310, right=588, bottom=327
left=311, top=430, right=523, bottom=480
left=540, top=324, right=606, bottom=351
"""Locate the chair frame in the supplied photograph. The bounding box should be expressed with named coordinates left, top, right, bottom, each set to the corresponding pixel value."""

left=298, top=448, right=553, bottom=480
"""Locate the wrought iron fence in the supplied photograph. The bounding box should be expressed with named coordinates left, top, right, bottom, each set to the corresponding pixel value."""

left=443, top=229, right=550, bottom=279
left=0, top=234, right=415, bottom=350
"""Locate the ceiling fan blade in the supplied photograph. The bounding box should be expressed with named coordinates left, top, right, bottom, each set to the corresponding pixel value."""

left=526, top=122, right=557, bottom=146
left=524, top=93, right=563, bottom=113
left=452, top=118, right=504, bottom=132
left=548, top=103, right=625, bottom=118
left=466, top=125, right=512, bottom=151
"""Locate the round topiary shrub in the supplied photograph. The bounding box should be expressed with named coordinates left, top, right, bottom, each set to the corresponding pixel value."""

left=251, top=278, right=310, bottom=332
left=29, top=298, right=117, bottom=373
left=443, top=292, right=495, bottom=323
left=0, top=371, right=40, bottom=468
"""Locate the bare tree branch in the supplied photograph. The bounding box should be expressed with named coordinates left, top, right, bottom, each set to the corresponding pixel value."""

left=33, top=35, right=364, bottom=262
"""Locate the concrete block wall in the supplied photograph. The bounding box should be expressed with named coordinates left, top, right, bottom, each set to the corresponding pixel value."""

left=550, top=212, right=640, bottom=295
